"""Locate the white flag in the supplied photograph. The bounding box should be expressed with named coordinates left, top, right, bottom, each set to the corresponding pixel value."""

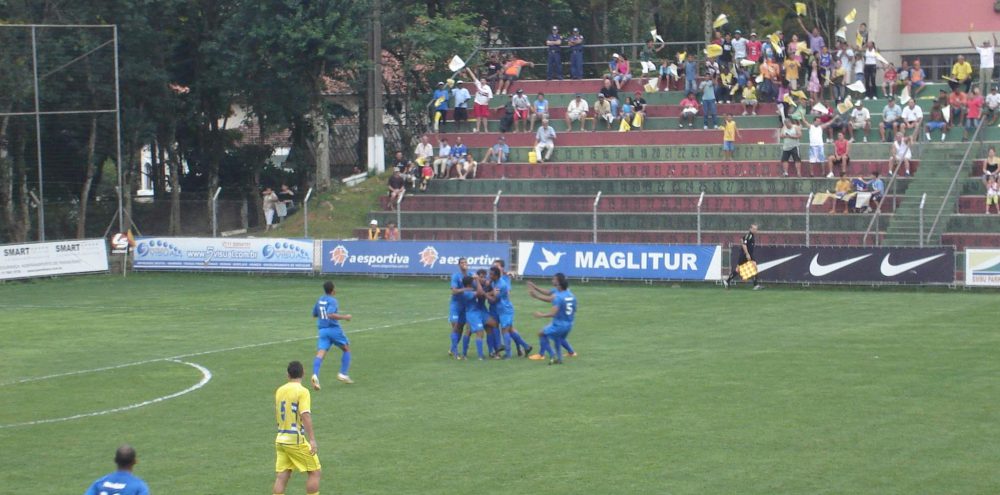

left=448, top=55, right=465, bottom=72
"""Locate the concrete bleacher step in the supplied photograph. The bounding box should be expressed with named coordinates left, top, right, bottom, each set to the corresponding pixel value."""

left=469, top=161, right=916, bottom=179
left=455, top=115, right=781, bottom=133
left=424, top=178, right=913, bottom=196
left=942, top=233, right=1000, bottom=249
left=959, top=196, right=996, bottom=213
left=452, top=128, right=779, bottom=148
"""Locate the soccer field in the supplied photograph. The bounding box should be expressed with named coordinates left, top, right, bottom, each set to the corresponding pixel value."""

left=1, top=273, right=998, bottom=494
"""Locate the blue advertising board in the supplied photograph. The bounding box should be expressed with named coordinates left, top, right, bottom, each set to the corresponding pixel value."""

left=320, top=241, right=509, bottom=275
left=133, top=237, right=313, bottom=272
left=517, top=242, right=722, bottom=280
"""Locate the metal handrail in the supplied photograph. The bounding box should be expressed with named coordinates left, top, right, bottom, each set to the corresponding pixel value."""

left=303, top=188, right=313, bottom=237
left=696, top=191, right=705, bottom=245
left=918, top=192, right=927, bottom=247
left=492, top=189, right=502, bottom=242
left=592, top=191, right=602, bottom=243
left=862, top=153, right=906, bottom=246
left=805, top=192, right=814, bottom=247
left=926, top=119, right=985, bottom=243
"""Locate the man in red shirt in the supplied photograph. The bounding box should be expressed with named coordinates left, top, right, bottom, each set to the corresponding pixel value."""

left=964, top=86, right=985, bottom=141
left=746, top=32, right=763, bottom=63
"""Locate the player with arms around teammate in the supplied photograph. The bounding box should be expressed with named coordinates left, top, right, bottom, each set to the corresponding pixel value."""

left=84, top=445, right=149, bottom=495
left=724, top=223, right=761, bottom=290
left=527, top=273, right=577, bottom=365
left=457, top=275, right=491, bottom=360
left=448, top=257, right=470, bottom=358
left=488, top=265, right=532, bottom=358
left=274, top=361, right=322, bottom=495
left=311, top=281, right=353, bottom=389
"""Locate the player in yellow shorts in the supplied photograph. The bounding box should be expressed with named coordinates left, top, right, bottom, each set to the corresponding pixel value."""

left=274, top=361, right=322, bottom=495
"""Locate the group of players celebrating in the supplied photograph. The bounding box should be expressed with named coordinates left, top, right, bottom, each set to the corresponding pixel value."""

left=448, top=257, right=577, bottom=365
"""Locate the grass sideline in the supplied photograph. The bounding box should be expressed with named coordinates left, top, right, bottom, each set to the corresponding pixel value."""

left=1, top=273, right=998, bottom=494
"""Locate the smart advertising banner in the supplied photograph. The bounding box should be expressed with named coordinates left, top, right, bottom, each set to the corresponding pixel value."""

left=729, top=245, right=956, bottom=284
left=132, top=237, right=313, bottom=272
left=0, top=239, right=109, bottom=281
left=517, top=242, right=723, bottom=280
left=965, top=249, right=1000, bottom=287
left=320, top=240, right=509, bottom=275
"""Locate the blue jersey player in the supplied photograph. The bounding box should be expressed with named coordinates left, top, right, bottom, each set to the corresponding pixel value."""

left=488, top=265, right=532, bottom=359
left=457, top=275, right=489, bottom=360
left=475, top=269, right=504, bottom=359
left=311, top=280, right=353, bottom=388
left=528, top=273, right=576, bottom=365
left=448, top=258, right=470, bottom=358
left=84, top=445, right=149, bottom=495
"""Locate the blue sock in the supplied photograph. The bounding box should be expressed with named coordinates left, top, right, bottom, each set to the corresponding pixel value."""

left=486, top=330, right=496, bottom=354
left=450, top=331, right=460, bottom=355
left=312, top=356, right=323, bottom=377
left=560, top=339, right=575, bottom=355
left=340, top=351, right=351, bottom=375
left=554, top=338, right=564, bottom=361
left=503, top=333, right=513, bottom=357
left=510, top=331, right=529, bottom=349
left=462, top=334, right=470, bottom=356
left=476, top=338, right=484, bottom=359
left=492, top=328, right=503, bottom=350
left=539, top=335, right=553, bottom=358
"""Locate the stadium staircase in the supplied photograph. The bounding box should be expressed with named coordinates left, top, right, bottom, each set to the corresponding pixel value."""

left=357, top=79, right=999, bottom=258
left=882, top=144, right=965, bottom=246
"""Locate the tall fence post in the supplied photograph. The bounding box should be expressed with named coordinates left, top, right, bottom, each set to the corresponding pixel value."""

left=396, top=190, right=404, bottom=231
left=493, top=189, right=502, bottom=242
left=211, top=187, right=221, bottom=237
left=696, top=191, right=705, bottom=245
left=303, top=187, right=314, bottom=238
left=918, top=192, right=927, bottom=247
left=805, top=192, right=814, bottom=247
left=592, top=191, right=602, bottom=243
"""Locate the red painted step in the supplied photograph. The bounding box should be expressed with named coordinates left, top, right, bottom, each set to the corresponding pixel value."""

left=503, top=78, right=648, bottom=95
left=942, top=233, right=1000, bottom=250
left=456, top=103, right=778, bottom=120
left=959, top=195, right=995, bottom=213
left=382, top=194, right=898, bottom=214
left=471, top=161, right=914, bottom=179
left=450, top=128, right=778, bottom=148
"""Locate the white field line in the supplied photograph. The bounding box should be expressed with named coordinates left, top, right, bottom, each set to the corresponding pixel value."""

left=0, top=360, right=212, bottom=429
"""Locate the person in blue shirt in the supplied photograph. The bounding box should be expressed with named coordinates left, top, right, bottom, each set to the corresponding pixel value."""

left=527, top=273, right=576, bottom=365
left=448, top=258, right=469, bottom=358
left=488, top=263, right=533, bottom=359
left=545, top=26, right=563, bottom=80
left=567, top=27, right=585, bottom=79
left=311, top=280, right=353, bottom=389
left=684, top=53, right=699, bottom=95
left=457, top=275, right=489, bottom=360
left=431, top=82, right=450, bottom=133
left=473, top=268, right=503, bottom=358
left=84, top=445, right=150, bottom=495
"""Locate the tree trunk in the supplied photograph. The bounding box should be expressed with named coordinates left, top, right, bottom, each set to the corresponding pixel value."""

left=168, top=142, right=182, bottom=235
left=16, top=135, right=31, bottom=242
left=0, top=116, right=13, bottom=241
left=76, top=115, right=99, bottom=239
left=704, top=0, right=713, bottom=42
left=630, top=0, right=641, bottom=60
left=310, top=110, right=332, bottom=190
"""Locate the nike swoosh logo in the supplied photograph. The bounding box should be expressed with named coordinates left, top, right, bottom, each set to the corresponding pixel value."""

left=755, top=254, right=802, bottom=273
left=880, top=253, right=947, bottom=277
left=809, top=254, right=872, bottom=276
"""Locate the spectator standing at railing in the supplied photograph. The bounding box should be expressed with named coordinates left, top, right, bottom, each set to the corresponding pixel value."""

left=497, top=55, right=535, bottom=96
left=732, top=30, right=748, bottom=66
left=970, top=33, right=998, bottom=94
left=684, top=53, right=699, bottom=94
left=534, top=119, right=557, bottom=163
left=567, top=28, right=585, bottom=79
left=465, top=68, right=493, bottom=133
left=746, top=32, right=763, bottom=63
left=699, top=76, right=719, bottom=129
left=451, top=81, right=471, bottom=132
left=964, top=86, right=985, bottom=141
left=950, top=55, right=974, bottom=93
left=545, top=26, right=563, bottom=80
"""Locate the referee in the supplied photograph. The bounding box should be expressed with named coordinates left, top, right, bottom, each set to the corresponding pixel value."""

left=724, top=223, right=761, bottom=290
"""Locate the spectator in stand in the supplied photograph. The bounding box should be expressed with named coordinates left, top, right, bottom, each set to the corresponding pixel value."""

left=858, top=23, right=870, bottom=48
left=483, top=55, right=503, bottom=91
left=368, top=219, right=381, bottom=239
left=392, top=150, right=411, bottom=172
left=262, top=187, right=278, bottom=231
left=481, top=136, right=510, bottom=164
left=567, top=28, right=585, bottom=79
left=965, top=86, right=985, bottom=141
left=863, top=42, right=879, bottom=100
left=529, top=92, right=549, bottom=132
left=948, top=85, right=968, bottom=127
left=511, top=89, right=531, bottom=133
left=831, top=171, right=854, bottom=214
left=613, top=54, right=632, bottom=90
left=454, top=152, right=478, bottom=179
left=451, top=81, right=471, bottom=132
left=808, top=117, right=836, bottom=174
left=497, top=55, right=535, bottom=96
left=659, top=57, right=679, bottom=90
left=402, top=160, right=421, bottom=190
left=881, top=63, right=898, bottom=99
left=924, top=103, right=949, bottom=142
left=414, top=135, right=433, bottom=164
left=907, top=59, right=927, bottom=98
left=593, top=93, right=615, bottom=131
left=565, top=93, right=590, bottom=131
left=722, top=114, right=741, bottom=161
left=900, top=98, right=924, bottom=142
left=679, top=91, right=700, bottom=128
left=497, top=94, right=516, bottom=133
left=787, top=34, right=803, bottom=63
left=384, top=222, right=400, bottom=241
left=600, top=76, right=620, bottom=117
left=848, top=99, right=871, bottom=142
left=277, top=184, right=295, bottom=223
left=983, top=146, right=1000, bottom=186
left=418, top=159, right=433, bottom=192
left=950, top=55, right=974, bottom=93
left=807, top=59, right=822, bottom=103
left=534, top=119, right=557, bottom=163
left=699, top=76, right=719, bottom=129
left=741, top=80, right=758, bottom=115
left=387, top=170, right=405, bottom=210
left=836, top=40, right=855, bottom=84
left=720, top=32, right=734, bottom=68
left=704, top=56, right=720, bottom=80
left=853, top=52, right=865, bottom=91
left=869, top=171, right=886, bottom=207
left=746, top=32, right=763, bottom=63
left=890, top=133, right=913, bottom=176
left=797, top=19, right=826, bottom=55
left=896, top=60, right=911, bottom=91
left=971, top=34, right=998, bottom=95
left=985, top=86, right=1000, bottom=125
left=987, top=176, right=1000, bottom=214
left=831, top=60, right=847, bottom=103
left=880, top=98, right=903, bottom=142
left=545, top=26, right=563, bottom=80
left=433, top=137, right=451, bottom=178
left=449, top=136, right=468, bottom=177
left=684, top=53, right=699, bottom=94
left=827, top=132, right=850, bottom=177
left=718, top=66, right=735, bottom=104
left=819, top=46, right=834, bottom=94
left=761, top=57, right=782, bottom=92
left=631, top=91, right=647, bottom=129
left=732, top=30, right=748, bottom=66
left=620, top=97, right=635, bottom=130
left=783, top=53, right=801, bottom=90
left=431, top=82, right=450, bottom=132
left=465, top=68, right=493, bottom=133
left=781, top=118, right=804, bottom=177
left=639, top=39, right=665, bottom=81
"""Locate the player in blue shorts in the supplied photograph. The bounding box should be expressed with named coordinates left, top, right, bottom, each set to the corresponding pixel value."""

left=528, top=273, right=576, bottom=365
left=488, top=265, right=532, bottom=359
left=448, top=258, right=470, bottom=357
left=311, top=280, right=353, bottom=388
left=475, top=269, right=503, bottom=359
left=492, top=259, right=527, bottom=356
left=458, top=275, right=489, bottom=360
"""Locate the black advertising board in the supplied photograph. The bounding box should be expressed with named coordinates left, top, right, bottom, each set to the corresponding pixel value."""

left=729, top=246, right=955, bottom=284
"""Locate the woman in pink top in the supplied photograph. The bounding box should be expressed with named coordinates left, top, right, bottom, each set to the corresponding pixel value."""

left=964, top=86, right=985, bottom=141
left=614, top=55, right=632, bottom=90
left=826, top=132, right=850, bottom=177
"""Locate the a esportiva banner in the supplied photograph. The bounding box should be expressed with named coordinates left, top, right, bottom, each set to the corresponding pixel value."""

left=0, top=239, right=109, bottom=280
left=518, top=242, right=722, bottom=280
left=729, top=245, right=955, bottom=284
left=965, top=249, right=1000, bottom=287
left=320, top=241, right=509, bottom=275
left=133, top=237, right=313, bottom=272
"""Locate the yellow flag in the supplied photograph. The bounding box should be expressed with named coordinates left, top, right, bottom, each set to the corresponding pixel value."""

left=677, top=51, right=687, bottom=62
left=783, top=94, right=797, bottom=107
left=713, top=14, right=728, bottom=28
left=795, top=2, right=807, bottom=16
left=835, top=27, right=847, bottom=40
left=855, top=32, right=863, bottom=48
left=769, top=33, right=781, bottom=47
left=844, top=8, right=857, bottom=25
left=791, top=90, right=807, bottom=99
left=796, top=42, right=810, bottom=55
left=704, top=44, right=723, bottom=58
left=632, top=112, right=644, bottom=128
left=619, top=118, right=632, bottom=132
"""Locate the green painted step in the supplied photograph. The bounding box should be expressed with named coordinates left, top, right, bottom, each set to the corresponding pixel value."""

left=466, top=143, right=900, bottom=163
left=946, top=215, right=1000, bottom=232
left=425, top=178, right=912, bottom=196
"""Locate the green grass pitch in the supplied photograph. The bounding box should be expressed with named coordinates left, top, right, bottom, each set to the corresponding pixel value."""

left=1, top=273, right=998, bottom=494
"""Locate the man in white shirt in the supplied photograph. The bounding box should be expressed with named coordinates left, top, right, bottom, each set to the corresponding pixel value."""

left=465, top=68, right=493, bottom=133
left=732, top=30, right=748, bottom=65
left=433, top=138, right=452, bottom=178
left=808, top=118, right=835, bottom=174
left=848, top=100, right=871, bottom=142
left=414, top=135, right=434, bottom=164
left=890, top=132, right=913, bottom=176
left=451, top=81, right=472, bottom=132
left=985, top=86, right=1000, bottom=125
left=971, top=34, right=998, bottom=95
left=564, top=93, right=590, bottom=131
left=511, top=89, right=532, bottom=132
left=534, top=119, right=557, bottom=163
left=900, top=99, right=924, bottom=141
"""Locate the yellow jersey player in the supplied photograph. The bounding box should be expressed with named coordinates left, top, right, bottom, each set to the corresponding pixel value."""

left=274, top=361, right=322, bottom=495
